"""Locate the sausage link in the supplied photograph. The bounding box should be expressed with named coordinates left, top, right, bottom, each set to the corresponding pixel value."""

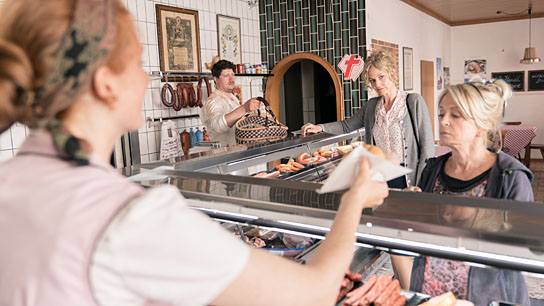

left=161, top=83, right=176, bottom=107
left=265, top=171, right=280, bottom=178
left=375, top=279, right=400, bottom=306
left=390, top=295, right=406, bottom=306
left=296, top=152, right=309, bottom=164
left=344, top=274, right=377, bottom=305
left=361, top=274, right=392, bottom=305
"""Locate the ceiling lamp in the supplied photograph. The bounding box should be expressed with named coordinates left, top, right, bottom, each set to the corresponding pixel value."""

left=520, top=7, right=541, bottom=64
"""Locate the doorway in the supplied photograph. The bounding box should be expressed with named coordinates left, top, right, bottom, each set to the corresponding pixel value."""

left=279, top=60, right=337, bottom=131
left=420, top=60, right=435, bottom=138
left=265, top=53, right=343, bottom=128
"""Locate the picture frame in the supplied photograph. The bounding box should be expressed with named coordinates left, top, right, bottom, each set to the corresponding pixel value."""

left=403, top=47, right=413, bottom=91
left=217, top=14, right=242, bottom=64
left=156, top=5, right=201, bottom=73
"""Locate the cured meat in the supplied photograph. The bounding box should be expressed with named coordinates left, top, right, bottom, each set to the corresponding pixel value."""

left=361, top=274, right=392, bottom=305
left=161, top=83, right=176, bottom=107
left=344, top=274, right=377, bottom=305
left=374, top=279, right=400, bottom=306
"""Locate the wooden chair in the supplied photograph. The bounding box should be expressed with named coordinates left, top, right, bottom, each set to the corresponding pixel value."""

left=525, top=143, right=544, bottom=168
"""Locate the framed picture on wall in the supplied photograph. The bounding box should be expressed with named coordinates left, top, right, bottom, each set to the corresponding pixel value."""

left=217, top=15, right=242, bottom=64
left=156, top=5, right=201, bottom=73
left=403, top=47, right=413, bottom=90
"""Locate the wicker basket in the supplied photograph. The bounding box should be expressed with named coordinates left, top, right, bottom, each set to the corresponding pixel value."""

left=235, top=97, right=288, bottom=144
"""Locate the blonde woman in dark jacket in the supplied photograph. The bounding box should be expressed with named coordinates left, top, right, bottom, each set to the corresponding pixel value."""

left=404, top=78, right=533, bottom=306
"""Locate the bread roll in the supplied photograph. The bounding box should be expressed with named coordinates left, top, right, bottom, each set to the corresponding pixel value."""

left=420, top=292, right=457, bottom=306
left=336, top=145, right=353, bottom=155
left=363, top=144, right=385, bottom=158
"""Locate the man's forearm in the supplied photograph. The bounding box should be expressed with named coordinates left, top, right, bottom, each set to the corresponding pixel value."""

left=224, top=105, right=247, bottom=127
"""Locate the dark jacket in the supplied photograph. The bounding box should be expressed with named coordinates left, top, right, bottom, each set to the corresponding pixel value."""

left=410, top=151, right=534, bottom=306
left=418, top=151, right=534, bottom=201
left=322, top=93, right=434, bottom=186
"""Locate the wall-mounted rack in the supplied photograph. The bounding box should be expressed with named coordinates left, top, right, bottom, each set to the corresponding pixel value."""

left=146, top=114, right=200, bottom=128
left=149, top=71, right=274, bottom=82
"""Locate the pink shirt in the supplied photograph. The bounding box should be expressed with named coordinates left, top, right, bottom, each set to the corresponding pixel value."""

left=0, top=131, right=250, bottom=306
left=0, top=131, right=143, bottom=305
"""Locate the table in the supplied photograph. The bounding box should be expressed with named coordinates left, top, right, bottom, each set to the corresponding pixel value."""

left=501, top=125, right=537, bottom=162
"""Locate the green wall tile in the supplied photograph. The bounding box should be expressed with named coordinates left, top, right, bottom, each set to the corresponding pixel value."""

left=359, top=0, right=365, bottom=10
left=318, top=6, right=324, bottom=23
left=319, top=24, right=324, bottom=40
left=352, top=91, right=359, bottom=108
left=358, top=10, right=365, bottom=27
left=350, top=1, right=356, bottom=18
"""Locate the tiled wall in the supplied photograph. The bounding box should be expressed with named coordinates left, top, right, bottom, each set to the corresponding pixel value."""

left=127, top=0, right=262, bottom=163
left=0, top=0, right=262, bottom=164
left=259, top=0, right=367, bottom=119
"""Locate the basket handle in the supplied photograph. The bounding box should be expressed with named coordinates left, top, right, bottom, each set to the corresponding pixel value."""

left=256, top=97, right=280, bottom=126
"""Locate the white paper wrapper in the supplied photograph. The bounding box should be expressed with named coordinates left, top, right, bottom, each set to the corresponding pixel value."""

left=317, top=146, right=412, bottom=194
left=127, top=166, right=174, bottom=182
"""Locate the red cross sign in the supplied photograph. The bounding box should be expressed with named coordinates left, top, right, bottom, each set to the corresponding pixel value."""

left=338, top=54, right=364, bottom=81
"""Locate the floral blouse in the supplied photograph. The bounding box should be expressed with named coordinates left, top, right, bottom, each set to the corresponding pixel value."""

left=373, top=90, right=408, bottom=164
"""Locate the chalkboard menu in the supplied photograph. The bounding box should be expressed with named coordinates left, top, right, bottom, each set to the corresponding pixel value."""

left=529, top=70, right=544, bottom=91
left=491, top=71, right=525, bottom=92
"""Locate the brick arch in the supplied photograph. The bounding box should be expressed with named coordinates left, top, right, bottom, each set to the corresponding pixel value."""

left=265, top=52, right=343, bottom=122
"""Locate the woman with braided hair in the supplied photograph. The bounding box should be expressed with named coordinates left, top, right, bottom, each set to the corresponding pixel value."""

left=0, top=0, right=388, bottom=305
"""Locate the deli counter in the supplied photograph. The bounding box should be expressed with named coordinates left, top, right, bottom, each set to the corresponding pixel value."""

left=124, top=131, right=544, bottom=305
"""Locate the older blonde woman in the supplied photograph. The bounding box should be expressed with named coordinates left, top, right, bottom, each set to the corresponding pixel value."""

left=405, top=79, right=533, bottom=306
left=301, top=50, right=433, bottom=187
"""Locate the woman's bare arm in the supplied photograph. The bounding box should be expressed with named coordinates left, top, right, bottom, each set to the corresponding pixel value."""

left=211, top=157, right=389, bottom=306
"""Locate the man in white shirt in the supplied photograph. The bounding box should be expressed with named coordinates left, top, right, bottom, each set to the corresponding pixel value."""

left=200, top=60, right=261, bottom=146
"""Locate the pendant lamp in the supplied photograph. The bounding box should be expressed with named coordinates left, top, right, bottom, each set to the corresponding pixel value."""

left=520, top=7, right=541, bottom=64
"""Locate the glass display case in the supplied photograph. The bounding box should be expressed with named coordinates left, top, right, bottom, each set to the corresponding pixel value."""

left=125, top=132, right=544, bottom=306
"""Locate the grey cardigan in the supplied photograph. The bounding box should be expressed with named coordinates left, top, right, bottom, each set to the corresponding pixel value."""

left=322, top=93, right=434, bottom=186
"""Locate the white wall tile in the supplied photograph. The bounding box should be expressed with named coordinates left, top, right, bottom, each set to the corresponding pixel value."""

left=127, top=0, right=138, bottom=19
left=149, top=152, right=159, bottom=162
left=139, top=132, right=149, bottom=154
left=10, top=125, right=26, bottom=149
left=0, top=150, right=13, bottom=162
left=142, top=44, right=150, bottom=67
left=0, top=127, right=12, bottom=151
left=147, top=131, right=158, bottom=153
left=138, top=21, right=148, bottom=44
left=146, top=1, right=155, bottom=22
left=136, top=0, right=146, bottom=21
left=149, top=45, right=159, bottom=66
left=140, top=154, right=150, bottom=163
